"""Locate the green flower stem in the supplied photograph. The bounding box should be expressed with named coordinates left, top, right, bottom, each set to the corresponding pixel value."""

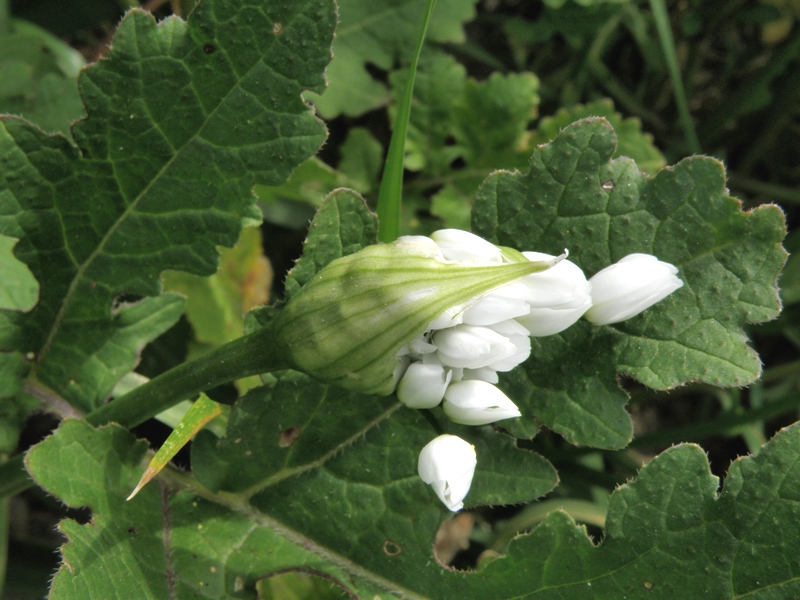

left=648, top=0, right=701, bottom=154
left=86, top=324, right=289, bottom=429
left=0, top=324, right=290, bottom=501
left=376, top=0, right=438, bottom=243
left=489, top=499, right=607, bottom=553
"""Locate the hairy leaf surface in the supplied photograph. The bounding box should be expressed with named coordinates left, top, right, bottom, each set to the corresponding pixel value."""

left=0, top=0, right=334, bottom=412
left=25, top=407, right=800, bottom=598
left=473, top=118, right=786, bottom=448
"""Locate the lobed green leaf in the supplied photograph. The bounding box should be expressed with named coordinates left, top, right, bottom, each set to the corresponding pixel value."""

left=307, top=0, right=478, bottom=118
left=0, top=0, right=335, bottom=412
left=24, top=400, right=800, bottom=598
left=474, top=117, right=786, bottom=448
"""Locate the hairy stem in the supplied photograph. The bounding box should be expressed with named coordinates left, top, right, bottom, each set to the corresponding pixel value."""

left=1, top=324, right=290, bottom=500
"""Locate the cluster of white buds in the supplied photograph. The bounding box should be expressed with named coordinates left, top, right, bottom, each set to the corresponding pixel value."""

left=395, top=230, right=593, bottom=428
left=276, top=228, right=683, bottom=511
left=399, top=230, right=682, bottom=511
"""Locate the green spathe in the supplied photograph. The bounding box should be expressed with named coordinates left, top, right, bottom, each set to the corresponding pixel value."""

left=274, top=238, right=553, bottom=395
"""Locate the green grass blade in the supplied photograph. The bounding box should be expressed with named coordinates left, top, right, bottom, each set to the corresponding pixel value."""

left=376, top=0, right=438, bottom=242
left=648, top=0, right=702, bottom=154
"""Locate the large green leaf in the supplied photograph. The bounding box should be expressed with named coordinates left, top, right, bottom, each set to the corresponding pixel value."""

left=473, top=117, right=786, bottom=448
left=24, top=400, right=800, bottom=597
left=0, top=0, right=334, bottom=412
left=307, top=0, right=479, bottom=118
left=475, top=422, right=800, bottom=598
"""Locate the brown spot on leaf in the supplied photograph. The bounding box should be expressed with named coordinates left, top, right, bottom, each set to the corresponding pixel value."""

left=203, top=43, right=215, bottom=54
left=383, top=539, right=402, bottom=556
left=272, top=22, right=284, bottom=35
left=279, top=426, right=301, bottom=448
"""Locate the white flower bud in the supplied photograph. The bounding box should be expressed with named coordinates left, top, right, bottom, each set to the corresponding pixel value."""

left=417, top=434, right=477, bottom=512
left=397, top=362, right=452, bottom=409
left=461, top=282, right=531, bottom=326
left=442, top=380, right=522, bottom=425
left=430, top=229, right=503, bottom=264
left=484, top=320, right=531, bottom=371
left=433, top=325, right=519, bottom=370
left=515, top=252, right=593, bottom=336
left=584, top=253, right=683, bottom=325
left=275, top=237, right=549, bottom=395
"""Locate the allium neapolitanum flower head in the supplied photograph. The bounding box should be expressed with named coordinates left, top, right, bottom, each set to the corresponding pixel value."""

left=274, top=233, right=559, bottom=396
left=275, top=229, right=683, bottom=512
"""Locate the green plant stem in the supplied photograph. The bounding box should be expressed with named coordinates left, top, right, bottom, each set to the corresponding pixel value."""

left=87, top=325, right=287, bottom=428
left=630, top=391, right=800, bottom=449
left=762, top=359, right=800, bottom=383
left=700, top=29, right=800, bottom=147
left=0, top=324, right=290, bottom=501
left=737, top=67, right=800, bottom=173
left=0, top=0, right=9, bottom=35
left=648, top=0, right=701, bottom=154
left=0, top=483, right=8, bottom=598
left=376, top=0, right=437, bottom=243
left=728, top=174, right=800, bottom=206
left=490, top=499, right=607, bottom=553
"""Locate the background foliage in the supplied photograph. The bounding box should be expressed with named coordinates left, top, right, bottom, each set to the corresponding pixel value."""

left=1, top=0, right=799, bottom=598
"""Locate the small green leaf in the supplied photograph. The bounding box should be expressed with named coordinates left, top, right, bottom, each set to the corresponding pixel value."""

left=283, top=189, right=379, bottom=300
left=127, top=394, right=225, bottom=501
left=474, top=117, right=786, bottom=448
left=0, top=235, right=38, bottom=312
left=307, top=0, right=478, bottom=118
left=530, top=98, right=666, bottom=175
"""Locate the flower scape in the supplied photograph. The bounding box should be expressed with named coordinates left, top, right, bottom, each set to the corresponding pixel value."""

left=276, top=229, right=683, bottom=511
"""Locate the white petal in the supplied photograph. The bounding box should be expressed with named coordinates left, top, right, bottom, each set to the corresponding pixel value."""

left=462, top=367, right=499, bottom=384
left=486, top=333, right=530, bottom=372
left=584, top=254, right=683, bottom=325
left=427, top=304, right=465, bottom=330
left=461, top=284, right=531, bottom=326
left=434, top=325, right=517, bottom=369
left=418, top=435, right=477, bottom=512
left=513, top=251, right=593, bottom=335
left=395, top=235, right=445, bottom=260
left=442, top=380, right=522, bottom=425
left=430, top=229, right=503, bottom=264
left=397, top=362, right=452, bottom=409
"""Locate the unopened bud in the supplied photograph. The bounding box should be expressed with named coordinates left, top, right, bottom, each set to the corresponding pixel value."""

left=274, top=237, right=555, bottom=395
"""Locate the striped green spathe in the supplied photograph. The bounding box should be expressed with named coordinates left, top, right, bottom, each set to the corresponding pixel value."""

left=274, top=240, right=552, bottom=396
